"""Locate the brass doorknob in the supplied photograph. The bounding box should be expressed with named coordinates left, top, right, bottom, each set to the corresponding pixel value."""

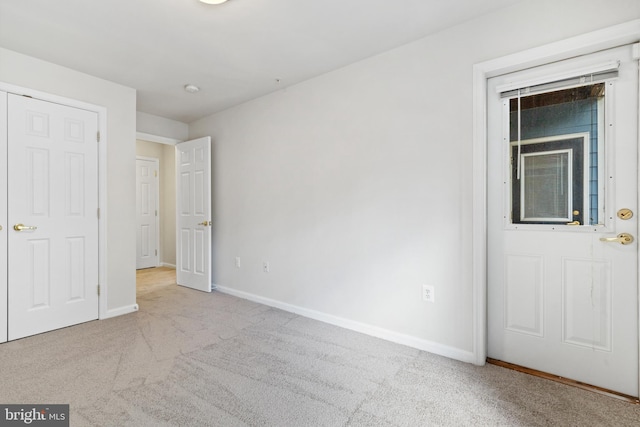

left=198, top=221, right=211, bottom=227
left=14, top=223, right=37, bottom=232
left=600, top=233, right=634, bottom=245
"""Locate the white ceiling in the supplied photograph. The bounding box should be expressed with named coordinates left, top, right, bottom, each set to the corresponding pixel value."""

left=0, top=0, right=521, bottom=123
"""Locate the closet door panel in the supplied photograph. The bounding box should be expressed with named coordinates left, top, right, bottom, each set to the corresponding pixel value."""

left=0, top=91, right=7, bottom=343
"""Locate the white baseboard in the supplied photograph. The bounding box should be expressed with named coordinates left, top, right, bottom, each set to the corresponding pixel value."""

left=102, top=303, right=139, bottom=320
left=215, top=285, right=475, bottom=364
left=161, top=263, right=176, bottom=268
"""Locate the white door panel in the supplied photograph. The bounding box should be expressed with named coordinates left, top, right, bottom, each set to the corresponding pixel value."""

left=0, top=91, right=7, bottom=343
left=176, top=137, right=211, bottom=292
left=8, top=94, right=99, bottom=340
left=487, top=45, right=638, bottom=396
left=136, top=158, right=159, bottom=269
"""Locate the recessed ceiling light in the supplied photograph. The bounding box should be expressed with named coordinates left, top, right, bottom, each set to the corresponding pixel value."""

left=184, top=84, right=200, bottom=93
left=200, top=0, right=229, bottom=4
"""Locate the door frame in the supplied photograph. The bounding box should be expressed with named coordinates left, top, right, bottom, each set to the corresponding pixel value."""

left=136, top=156, right=160, bottom=268
left=472, top=19, right=640, bottom=370
left=0, top=81, right=109, bottom=320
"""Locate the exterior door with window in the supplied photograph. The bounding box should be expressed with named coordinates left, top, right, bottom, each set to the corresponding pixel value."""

left=487, top=44, right=638, bottom=396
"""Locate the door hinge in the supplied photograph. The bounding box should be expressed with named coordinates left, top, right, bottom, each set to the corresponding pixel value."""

left=97, top=208, right=100, bottom=219
left=97, top=284, right=101, bottom=296
left=155, top=249, right=158, bottom=256
left=155, top=209, right=158, bottom=217
left=97, top=131, right=101, bottom=142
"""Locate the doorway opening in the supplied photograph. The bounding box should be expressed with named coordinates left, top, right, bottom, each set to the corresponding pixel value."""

left=135, top=139, right=177, bottom=271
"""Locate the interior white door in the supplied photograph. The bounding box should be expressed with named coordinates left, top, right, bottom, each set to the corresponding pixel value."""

left=136, top=157, right=159, bottom=269
left=0, top=91, right=7, bottom=343
left=176, top=137, right=212, bottom=292
left=7, top=94, right=99, bottom=340
left=487, top=45, right=639, bottom=397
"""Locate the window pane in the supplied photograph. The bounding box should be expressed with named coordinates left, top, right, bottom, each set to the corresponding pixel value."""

left=522, top=151, right=570, bottom=221
left=510, top=83, right=604, bottom=225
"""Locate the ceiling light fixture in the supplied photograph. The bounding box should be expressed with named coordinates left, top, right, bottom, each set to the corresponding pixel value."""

left=200, top=0, right=229, bottom=4
left=184, top=84, right=200, bottom=93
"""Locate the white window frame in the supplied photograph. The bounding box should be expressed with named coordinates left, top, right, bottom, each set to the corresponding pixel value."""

left=506, top=133, right=592, bottom=229
left=520, top=148, right=573, bottom=222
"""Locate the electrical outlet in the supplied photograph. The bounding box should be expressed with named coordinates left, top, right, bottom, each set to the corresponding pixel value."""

left=422, top=285, right=435, bottom=303
left=235, top=257, right=241, bottom=268
left=263, top=261, right=270, bottom=273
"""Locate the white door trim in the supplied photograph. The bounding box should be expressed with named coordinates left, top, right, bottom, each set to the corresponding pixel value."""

left=136, top=132, right=181, bottom=146
left=472, top=19, right=640, bottom=366
left=136, top=155, right=160, bottom=268
left=0, top=81, right=109, bottom=321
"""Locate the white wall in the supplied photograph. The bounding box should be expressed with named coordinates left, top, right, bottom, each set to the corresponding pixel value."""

left=0, top=47, right=137, bottom=313
left=137, top=111, right=188, bottom=142
left=161, top=143, right=177, bottom=265
left=189, top=0, right=640, bottom=359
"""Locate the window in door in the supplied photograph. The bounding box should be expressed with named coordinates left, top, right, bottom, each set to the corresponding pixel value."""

left=508, top=83, right=605, bottom=226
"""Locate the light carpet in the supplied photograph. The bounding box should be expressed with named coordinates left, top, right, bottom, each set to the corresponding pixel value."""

left=0, top=269, right=638, bottom=426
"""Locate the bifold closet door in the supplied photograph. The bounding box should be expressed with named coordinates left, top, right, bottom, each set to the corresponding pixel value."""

left=0, top=91, right=7, bottom=343
left=7, top=93, right=99, bottom=341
